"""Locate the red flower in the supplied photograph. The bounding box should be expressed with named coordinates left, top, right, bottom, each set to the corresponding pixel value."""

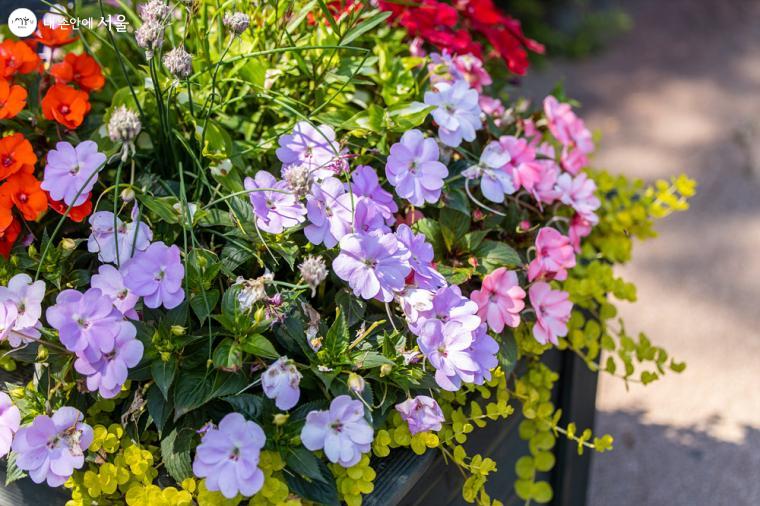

left=41, top=84, right=91, bottom=130
left=46, top=191, right=93, bottom=222
left=0, top=133, right=36, bottom=181
left=0, top=79, right=27, bottom=119
left=0, top=40, right=41, bottom=77
left=0, top=218, right=21, bottom=259
left=33, top=21, right=78, bottom=48
left=49, top=53, right=106, bottom=92
left=308, top=0, right=362, bottom=25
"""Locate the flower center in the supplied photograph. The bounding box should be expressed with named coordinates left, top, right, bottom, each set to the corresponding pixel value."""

left=69, top=163, right=80, bottom=175
left=228, top=447, right=241, bottom=461
left=330, top=421, right=343, bottom=433
left=17, top=192, right=28, bottom=203
left=59, top=104, right=71, bottom=115
left=76, top=318, right=92, bottom=330
left=117, top=289, right=129, bottom=300
left=154, top=269, right=166, bottom=282
left=1, top=156, right=13, bottom=168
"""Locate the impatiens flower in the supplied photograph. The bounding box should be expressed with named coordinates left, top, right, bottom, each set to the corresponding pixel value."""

left=470, top=267, right=525, bottom=333
left=529, top=282, right=572, bottom=346
left=418, top=320, right=477, bottom=391
left=90, top=264, right=139, bottom=318
left=74, top=321, right=142, bottom=398
left=0, top=219, right=20, bottom=259
left=395, top=224, right=446, bottom=289
left=568, top=213, right=593, bottom=252
left=555, top=172, right=601, bottom=223
left=530, top=143, right=561, bottom=205
left=0, top=133, right=37, bottom=181
left=332, top=231, right=411, bottom=302
left=0, top=79, right=27, bottom=119
left=544, top=96, right=594, bottom=154
left=46, top=191, right=93, bottom=223
left=49, top=53, right=105, bottom=92
left=46, top=288, right=124, bottom=354
left=424, top=80, right=482, bottom=147
left=0, top=273, right=45, bottom=330
left=244, top=171, right=306, bottom=234
left=301, top=395, right=373, bottom=467
left=261, top=356, right=302, bottom=410
left=352, top=198, right=389, bottom=234
left=528, top=228, right=576, bottom=282
left=0, top=41, right=40, bottom=77
left=41, top=141, right=105, bottom=206
left=468, top=324, right=499, bottom=384
left=452, top=54, right=492, bottom=92
left=122, top=241, right=185, bottom=310
left=304, top=177, right=353, bottom=248
left=350, top=165, right=398, bottom=223
left=462, top=140, right=516, bottom=203
left=41, top=84, right=91, bottom=130
left=395, top=395, right=445, bottom=434
left=0, top=392, right=19, bottom=458
left=479, top=95, right=505, bottom=125
left=276, top=121, right=345, bottom=181
left=385, top=129, right=448, bottom=206
left=397, top=286, right=435, bottom=324
left=192, top=413, right=266, bottom=499
left=87, top=210, right=153, bottom=265
left=560, top=146, right=587, bottom=175
left=0, top=173, right=48, bottom=221
left=498, top=135, right=542, bottom=192
left=33, top=20, right=78, bottom=48
left=412, top=284, right=481, bottom=334
left=12, top=407, right=93, bottom=487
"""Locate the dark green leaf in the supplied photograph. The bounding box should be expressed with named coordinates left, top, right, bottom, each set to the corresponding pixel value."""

left=212, top=338, right=243, bottom=371
left=285, top=460, right=340, bottom=506
left=222, top=393, right=265, bottom=419
left=190, top=288, right=220, bottom=323
left=476, top=240, right=522, bottom=271
left=287, top=447, right=329, bottom=484
left=160, top=428, right=194, bottom=482
left=241, top=334, right=278, bottom=359
left=324, top=309, right=349, bottom=359
left=336, top=290, right=365, bottom=327
left=151, top=357, right=176, bottom=400
left=499, top=331, right=518, bottom=375
left=147, top=384, right=172, bottom=434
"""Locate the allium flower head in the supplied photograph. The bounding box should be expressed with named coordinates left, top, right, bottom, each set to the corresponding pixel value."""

left=332, top=231, right=411, bottom=302
left=139, top=0, right=172, bottom=22
left=163, top=46, right=193, bottom=79
left=276, top=122, right=344, bottom=181
left=90, top=264, right=139, bottom=318
left=193, top=413, right=266, bottom=499
left=304, top=177, right=353, bottom=248
left=87, top=209, right=153, bottom=265
left=299, top=255, right=328, bottom=296
left=528, top=228, right=576, bottom=282
left=395, top=395, right=444, bottom=435
left=135, top=20, right=164, bottom=58
left=223, top=12, right=251, bottom=35
left=282, top=164, right=313, bottom=198
left=470, top=267, right=526, bottom=333
left=555, top=172, right=601, bottom=223
left=108, top=106, right=142, bottom=144
left=262, top=356, right=301, bottom=410
left=385, top=129, right=448, bottom=206
left=41, top=140, right=105, bottom=207
left=529, top=282, right=572, bottom=346
left=244, top=170, right=306, bottom=234
left=395, top=224, right=445, bottom=290
left=0, top=392, right=20, bottom=458
left=122, top=241, right=186, bottom=310
left=424, top=80, right=482, bottom=147
left=301, top=395, right=373, bottom=467
left=12, top=407, right=93, bottom=487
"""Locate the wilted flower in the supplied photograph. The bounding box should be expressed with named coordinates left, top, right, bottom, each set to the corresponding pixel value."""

left=41, top=140, right=105, bottom=206
left=244, top=170, right=306, bottom=234
left=162, top=46, right=193, bottom=79
left=529, top=282, right=572, bottom=346
left=385, top=129, right=448, bottom=206
left=395, top=395, right=444, bottom=434
left=87, top=210, right=153, bottom=265
left=223, top=12, right=251, bottom=35
left=0, top=392, right=20, bottom=458
left=424, top=80, right=482, bottom=147
left=470, top=267, right=526, bottom=333
left=301, top=395, right=373, bottom=467
left=235, top=272, right=272, bottom=311
left=122, top=241, right=186, bottom=310
left=46, top=288, right=125, bottom=354
left=528, top=227, right=576, bottom=282
left=12, top=407, right=93, bottom=487
left=299, top=255, right=328, bottom=296
left=261, top=356, right=301, bottom=410
left=192, top=413, right=266, bottom=499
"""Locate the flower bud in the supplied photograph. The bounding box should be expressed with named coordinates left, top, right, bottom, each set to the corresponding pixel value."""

left=120, top=187, right=135, bottom=202
left=298, top=256, right=328, bottom=297
left=60, top=238, right=76, bottom=251
left=273, top=413, right=290, bottom=426
left=347, top=372, right=365, bottom=393
left=379, top=364, right=393, bottom=377
left=171, top=325, right=186, bottom=336
left=223, top=12, right=250, bottom=35
left=108, top=106, right=142, bottom=144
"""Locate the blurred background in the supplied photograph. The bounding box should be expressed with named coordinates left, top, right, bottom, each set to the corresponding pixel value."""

left=520, top=0, right=760, bottom=504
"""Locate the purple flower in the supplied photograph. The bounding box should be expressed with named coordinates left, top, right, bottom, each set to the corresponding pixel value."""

left=468, top=323, right=498, bottom=384
left=350, top=165, right=397, bottom=222
left=122, top=241, right=185, bottom=310
left=417, top=320, right=477, bottom=391
left=192, top=413, right=266, bottom=499
left=385, top=129, right=448, bottom=206
left=87, top=210, right=153, bottom=265
left=395, top=395, right=445, bottom=435
left=90, top=264, right=139, bottom=318
left=0, top=392, right=20, bottom=458
left=46, top=288, right=124, bottom=354
left=395, top=224, right=445, bottom=290
left=244, top=171, right=306, bottom=234
left=304, top=177, right=353, bottom=248
left=0, top=273, right=44, bottom=347
left=261, top=356, right=301, bottom=410
left=276, top=121, right=345, bottom=181
left=12, top=407, right=93, bottom=487
left=424, top=80, right=482, bottom=147
left=353, top=198, right=389, bottom=235
left=41, top=141, right=106, bottom=206
left=462, top=140, right=516, bottom=203
left=300, top=395, right=373, bottom=467
left=397, top=286, right=435, bottom=324
left=332, top=231, right=411, bottom=302
left=74, top=321, right=142, bottom=398
left=410, top=285, right=480, bottom=335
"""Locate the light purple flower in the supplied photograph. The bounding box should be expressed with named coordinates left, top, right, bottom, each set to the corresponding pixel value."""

left=12, top=407, right=93, bottom=487
left=468, top=323, right=498, bottom=384
left=395, top=395, right=445, bottom=435
left=192, top=413, right=266, bottom=499
left=385, top=129, right=448, bottom=206
left=304, top=177, right=353, bottom=248
left=332, top=231, right=411, bottom=302
left=395, top=224, right=445, bottom=290
left=411, top=285, right=480, bottom=335
left=74, top=321, right=142, bottom=398
left=244, top=171, right=306, bottom=234
left=300, top=395, right=373, bottom=468
left=417, top=320, right=477, bottom=391
left=276, top=121, right=345, bottom=181
left=424, top=80, right=482, bottom=147
left=353, top=198, right=389, bottom=235
left=122, top=241, right=185, bottom=310
left=350, top=165, right=397, bottom=223
left=397, top=286, right=435, bottom=324
left=0, top=392, right=20, bottom=458
left=0, top=273, right=45, bottom=330
left=261, top=356, right=301, bottom=410
left=46, top=288, right=124, bottom=354
left=462, top=140, right=516, bottom=203
left=90, top=264, right=139, bottom=318
left=87, top=210, right=153, bottom=265
left=41, top=141, right=106, bottom=206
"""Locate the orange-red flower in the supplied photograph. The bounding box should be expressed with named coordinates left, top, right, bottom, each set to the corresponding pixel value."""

left=0, top=79, right=27, bottom=119
left=41, top=84, right=91, bottom=130
left=0, top=133, right=36, bottom=181
left=33, top=21, right=78, bottom=48
left=0, top=203, right=12, bottom=232
left=0, top=173, right=48, bottom=221
left=0, top=40, right=41, bottom=77
left=0, top=218, right=21, bottom=259
left=46, top=191, right=92, bottom=222
left=49, top=53, right=105, bottom=92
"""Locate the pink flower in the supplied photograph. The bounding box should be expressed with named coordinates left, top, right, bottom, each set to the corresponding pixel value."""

left=568, top=213, right=593, bottom=252
left=479, top=95, right=505, bottom=125
left=543, top=96, right=594, bottom=154
left=529, top=143, right=561, bottom=205
left=528, top=228, right=576, bottom=282
left=555, top=172, right=600, bottom=223
left=498, top=135, right=542, bottom=192
left=560, top=146, right=587, bottom=175
left=470, top=268, right=526, bottom=333
left=529, top=282, right=572, bottom=345
left=452, top=54, right=492, bottom=92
